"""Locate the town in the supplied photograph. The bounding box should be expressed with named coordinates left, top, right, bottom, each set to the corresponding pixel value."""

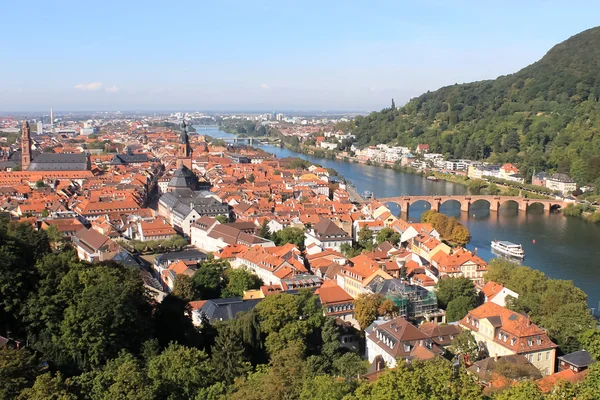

left=1, top=112, right=598, bottom=399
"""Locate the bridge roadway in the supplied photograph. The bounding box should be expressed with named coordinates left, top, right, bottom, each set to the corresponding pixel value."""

left=376, top=195, right=565, bottom=214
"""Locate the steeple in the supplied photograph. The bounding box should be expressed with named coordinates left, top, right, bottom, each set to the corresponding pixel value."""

left=176, top=119, right=192, bottom=168
left=21, top=120, right=32, bottom=170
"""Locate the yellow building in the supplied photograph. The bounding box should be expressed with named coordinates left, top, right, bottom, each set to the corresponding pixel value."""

left=459, top=302, right=557, bottom=376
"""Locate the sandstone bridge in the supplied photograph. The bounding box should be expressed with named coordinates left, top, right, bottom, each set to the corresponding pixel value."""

left=376, top=195, right=566, bottom=215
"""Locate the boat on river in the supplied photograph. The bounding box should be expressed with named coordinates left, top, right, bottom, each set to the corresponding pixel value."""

left=491, top=240, right=525, bottom=259
left=426, top=175, right=439, bottom=181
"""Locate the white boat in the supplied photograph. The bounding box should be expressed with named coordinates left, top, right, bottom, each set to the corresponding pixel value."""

left=491, top=240, right=525, bottom=259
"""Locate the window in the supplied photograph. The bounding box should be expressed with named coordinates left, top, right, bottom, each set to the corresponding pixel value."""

left=546, top=352, right=550, bottom=360
left=538, top=353, right=542, bottom=361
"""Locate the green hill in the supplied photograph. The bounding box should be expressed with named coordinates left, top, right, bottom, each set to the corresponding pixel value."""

left=344, top=26, right=600, bottom=186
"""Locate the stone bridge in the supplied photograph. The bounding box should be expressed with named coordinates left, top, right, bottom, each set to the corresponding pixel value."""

left=376, top=195, right=565, bottom=214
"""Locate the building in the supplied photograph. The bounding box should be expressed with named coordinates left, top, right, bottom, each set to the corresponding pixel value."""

left=557, top=350, right=595, bottom=373
left=176, top=121, right=192, bottom=169
left=431, top=248, right=488, bottom=286
left=73, top=227, right=120, bottom=262
left=337, top=255, right=392, bottom=298
left=365, top=317, right=446, bottom=368
left=459, top=302, right=558, bottom=376
left=481, top=281, right=519, bottom=308
left=545, top=173, right=577, bottom=195
left=191, top=217, right=274, bottom=253
left=532, top=171, right=547, bottom=187
left=234, top=244, right=307, bottom=285
left=315, top=280, right=356, bottom=325
left=159, top=188, right=229, bottom=236
left=190, top=297, right=263, bottom=325
left=304, top=218, right=353, bottom=252
left=366, top=277, right=443, bottom=322
left=20, top=121, right=90, bottom=172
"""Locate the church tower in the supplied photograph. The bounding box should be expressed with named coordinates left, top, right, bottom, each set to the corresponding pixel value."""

left=21, top=120, right=32, bottom=170
left=176, top=120, right=192, bottom=169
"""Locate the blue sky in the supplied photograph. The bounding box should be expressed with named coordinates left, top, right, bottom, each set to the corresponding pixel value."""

left=1, top=1, right=600, bottom=112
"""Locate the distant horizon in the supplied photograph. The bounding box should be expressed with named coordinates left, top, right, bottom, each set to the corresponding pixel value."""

left=2, top=1, right=600, bottom=111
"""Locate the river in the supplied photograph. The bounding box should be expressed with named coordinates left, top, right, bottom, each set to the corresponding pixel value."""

left=198, top=126, right=600, bottom=310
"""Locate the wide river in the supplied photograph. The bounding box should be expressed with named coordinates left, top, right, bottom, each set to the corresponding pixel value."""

left=198, top=126, right=600, bottom=310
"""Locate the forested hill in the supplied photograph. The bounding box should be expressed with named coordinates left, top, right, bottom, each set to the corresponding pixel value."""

left=343, top=26, right=600, bottom=186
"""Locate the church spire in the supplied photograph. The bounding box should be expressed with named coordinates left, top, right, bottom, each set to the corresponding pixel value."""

left=21, top=120, right=32, bottom=170
left=176, top=118, right=192, bottom=169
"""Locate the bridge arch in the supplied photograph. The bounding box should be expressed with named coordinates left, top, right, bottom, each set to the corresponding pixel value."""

left=440, top=198, right=462, bottom=208
left=411, top=199, right=434, bottom=212
left=382, top=200, right=404, bottom=216
left=499, top=198, right=520, bottom=209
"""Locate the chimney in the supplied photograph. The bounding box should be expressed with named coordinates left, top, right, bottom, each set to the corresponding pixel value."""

left=494, top=354, right=498, bottom=361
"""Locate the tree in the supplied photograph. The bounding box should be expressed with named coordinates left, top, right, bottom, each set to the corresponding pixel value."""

left=35, top=179, right=45, bottom=188
left=215, top=214, right=229, bottom=224
left=247, top=173, right=255, bottom=183
left=211, top=325, right=250, bottom=384
left=340, top=243, right=360, bottom=258
left=258, top=220, right=271, bottom=239
left=541, top=302, right=596, bottom=353
left=493, top=380, right=544, bottom=400
left=222, top=268, right=263, bottom=298
left=147, top=343, right=214, bottom=400
left=577, top=363, right=600, bottom=400
left=451, top=225, right=471, bottom=246
left=261, top=342, right=307, bottom=400
left=354, top=294, right=383, bottom=330
left=59, top=264, right=152, bottom=370
left=580, top=329, right=600, bottom=360
left=0, top=347, right=39, bottom=400
left=152, top=295, right=202, bottom=348
left=272, top=227, right=305, bottom=250
left=375, top=227, right=400, bottom=245
left=434, top=277, right=477, bottom=310
left=468, top=179, right=487, bottom=194
left=446, top=295, right=477, bottom=322
left=17, top=372, right=76, bottom=400
left=351, top=357, right=483, bottom=399
left=378, top=299, right=399, bottom=320
left=333, top=352, right=368, bottom=379
left=449, top=329, right=480, bottom=362
left=45, top=225, right=63, bottom=244
left=487, top=182, right=501, bottom=195
left=75, top=352, right=154, bottom=400
left=172, top=274, right=196, bottom=302
left=299, top=375, right=352, bottom=400
left=192, top=260, right=225, bottom=299
left=357, top=226, right=374, bottom=251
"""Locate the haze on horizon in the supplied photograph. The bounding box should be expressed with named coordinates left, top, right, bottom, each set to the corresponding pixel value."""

left=2, top=0, right=600, bottom=113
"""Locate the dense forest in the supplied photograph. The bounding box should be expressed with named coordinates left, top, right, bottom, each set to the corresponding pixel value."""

left=338, top=27, right=600, bottom=187
left=2, top=218, right=600, bottom=399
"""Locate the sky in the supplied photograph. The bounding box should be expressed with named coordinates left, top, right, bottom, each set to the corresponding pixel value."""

left=1, top=1, right=600, bottom=112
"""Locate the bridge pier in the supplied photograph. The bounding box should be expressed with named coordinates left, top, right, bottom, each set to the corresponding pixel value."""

left=460, top=200, right=470, bottom=213
left=432, top=201, right=440, bottom=212
left=489, top=201, right=499, bottom=212
left=518, top=200, right=528, bottom=212
left=543, top=203, right=551, bottom=213
left=402, top=201, right=410, bottom=216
